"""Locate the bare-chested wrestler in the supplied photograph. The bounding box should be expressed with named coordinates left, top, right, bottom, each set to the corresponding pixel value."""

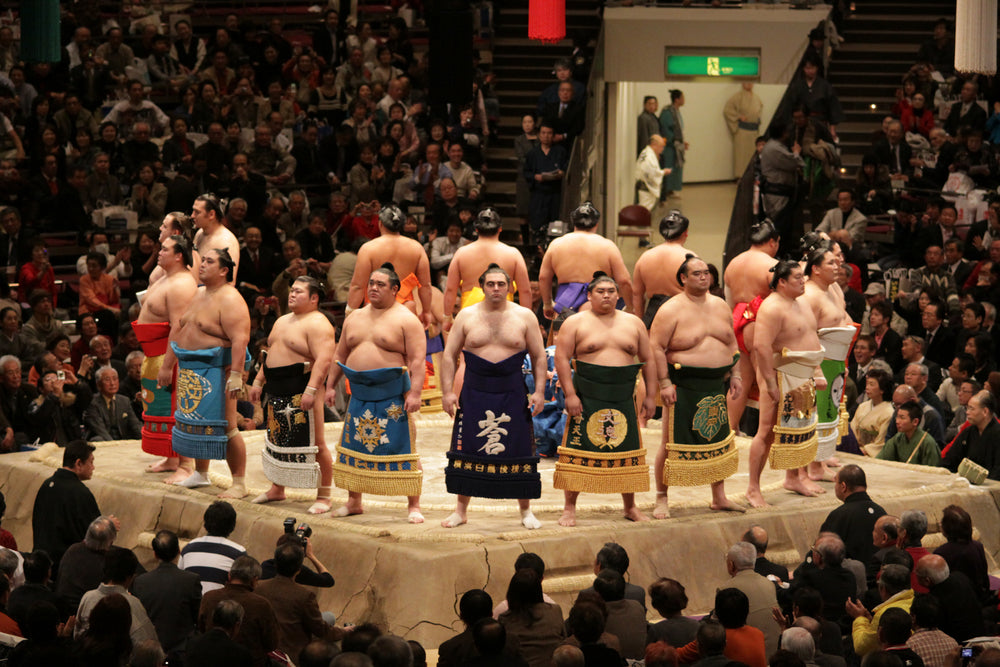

left=191, top=194, right=240, bottom=284
left=440, top=264, right=547, bottom=529
left=249, top=276, right=337, bottom=514
left=347, top=205, right=433, bottom=328
left=157, top=248, right=250, bottom=498
left=134, top=235, right=199, bottom=480
left=723, top=220, right=780, bottom=431
left=443, top=208, right=531, bottom=315
left=540, top=203, right=633, bottom=318
left=650, top=255, right=744, bottom=518
left=801, top=243, right=859, bottom=483
left=553, top=273, right=656, bottom=526
left=147, top=212, right=197, bottom=286
left=632, top=210, right=693, bottom=327
left=325, top=263, right=426, bottom=522
left=746, top=260, right=827, bottom=508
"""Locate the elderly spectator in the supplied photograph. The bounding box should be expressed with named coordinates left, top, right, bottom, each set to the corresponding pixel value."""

left=246, top=125, right=295, bottom=186
left=647, top=577, right=698, bottom=648
left=846, top=563, right=913, bottom=657
left=188, top=598, right=256, bottom=667
left=181, top=501, right=247, bottom=594
left=429, top=222, right=470, bottom=290
left=83, top=366, right=140, bottom=441
left=0, top=307, right=37, bottom=366
left=0, top=354, right=38, bottom=449
left=25, top=369, right=88, bottom=447
left=934, top=505, right=989, bottom=600
left=914, top=555, right=984, bottom=642
left=820, top=465, right=886, bottom=565
left=198, top=556, right=280, bottom=667
left=722, top=542, right=780, bottom=657
left=102, top=79, right=171, bottom=139
left=7, top=550, right=59, bottom=628
left=942, top=390, right=1000, bottom=478
left=54, top=516, right=121, bottom=618
left=132, top=530, right=203, bottom=654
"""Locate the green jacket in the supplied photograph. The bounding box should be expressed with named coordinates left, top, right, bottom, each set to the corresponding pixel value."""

left=876, top=427, right=940, bottom=467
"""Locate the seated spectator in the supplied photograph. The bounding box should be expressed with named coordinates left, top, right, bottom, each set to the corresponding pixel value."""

left=146, top=34, right=186, bottom=93
left=676, top=590, right=765, bottom=667
left=74, top=547, right=157, bottom=645
left=296, top=213, right=336, bottom=277
left=78, top=252, right=122, bottom=329
left=905, top=595, right=957, bottom=667
left=25, top=368, right=86, bottom=446
left=83, top=366, right=141, bottom=441
left=342, top=99, right=379, bottom=147
left=197, top=556, right=280, bottom=666
left=0, top=306, right=38, bottom=366
left=7, top=600, right=76, bottom=665
left=884, top=385, right=946, bottom=449
left=869, top=302, right=903, bottom=370
left=411, top=142, right=447, bottom=209
left=22, top=290, right=65, bottom=348
left=132, top=529, right=202, bottom=655
left=102, top=79, right=171, bottom=139
left=74, top=594, right=135, bottom=667
left=336, top=48, right=373, bottom=96
left=901, top=93, right=934, bottom=139
left=55, top=516, right=119, bottom=619
left=591, top=569, right=645, bottom=660
left=789, top=534, right=855, bottom=629
left=292, top=122, right=329, bottom=185
left=76, top=231, right=132, bottom=280
left=188, top=598, right=257, bottom=667
left=498, top=569, right=565, bottom=667
left=7, top=550, right=59, bottom=628
left=913, top=556, right=984, bottom=643
left=566, top=601, right=622, bottom=667
left=934, top=505, right=989, bottom=601
left=246, top=125, right=295, bottom=187
left=441, top=143, right=480, bottom=201
left=348, top=143, right=388, bottom=206
left=944, top=80, right=987, bottom=137
left=440, top=589, right=523, bottom=667
left=542, top=82, right=585, bottom=149
left=432, top=178, right=469, bottom=236
left=181, top=500, right=247, bottom=594
left=900, top=360, right=947, bottom=419
left=537, top=58, right=585, bottom=115
left=0, top=354, right=38, bottom=449
left=385, top=106, right=420, bottom=165
left=846, top=563, right=913, bottom=657
left=877, top=400, right=940, bottom=466
left=430, top=222, right=470, bottom=290
left=852, top=368, right=895, bottom=452
left=279, top=190, right=310, bottom=241
left=121, top=123, right=161, bottom=184
left=873, top=120, right=912, bottom=179
left=951, top=129, right=995, bottom=188
left=855, top=154, right=892, bottom=215
left=817, top=189, right=867, bottom=254
left=780, top=628, right=818, bottom=667
left=943, top=378, right=978, bottom=443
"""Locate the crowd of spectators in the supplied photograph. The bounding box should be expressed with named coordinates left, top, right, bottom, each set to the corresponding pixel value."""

left=2, top=456, right=998, bottom=667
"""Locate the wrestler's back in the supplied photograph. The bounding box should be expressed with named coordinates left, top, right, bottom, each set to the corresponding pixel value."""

left=340, top=304, right=410, bottom=370
left=571, top=311, right=641, bottom=366
left=545, top=233, right=619, bottom=284
left=658, top=295, right=735, bottom=366
left=173, top=285, right=237, bottom=349
left=194, top=227, right=241, bottom=281
left=460, top=302, right=531, bottom=362
left=454, top=240, right=521, bottom=294
left=634, top=243, right=686, bottom=297
left=363, top=235, right=425, bottom=280
left=724, top=249, right=776, bottom=307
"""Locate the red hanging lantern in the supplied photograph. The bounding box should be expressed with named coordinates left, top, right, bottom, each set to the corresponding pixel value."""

left=529, top=0, right=566, bottom=44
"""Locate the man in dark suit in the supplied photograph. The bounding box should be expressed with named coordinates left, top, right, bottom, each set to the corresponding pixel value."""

left=915, top=555, right=985, bottom=642
left=944, top=239, right=975, bottom=289
left=0, top=354, right=38, bottom=449
left=921, top=300, right=955, bottom=369
left=543, top=81, right=585, bottom=148
left=255, top=542, right=341, bottom=662
left=133, top=530, right=202, bottom=654
left=893, top=336, right=943, bottom=392
left=198, top=556, right=280, bottom=667
left=310, top=9, right=346, bottom=69
left=238, top=227, right=281, bottom=305
left=872, top=120, right=913, bottom=177
left=820, top=464, right=886, bottom=566
left=439, top=589, right=523, bottom=667
left=944, top=81, right=988, bottom=137
left=187, top=599, right=255, bottom=667
left=0, top=207, right=33, bottom=272
left=743, top=525, right=789, bottom=583
left=291, top=122, right=328, bottom=185
left=869, top=302, right=903, bottom=371
left=83, top=366, right=141, bottom=441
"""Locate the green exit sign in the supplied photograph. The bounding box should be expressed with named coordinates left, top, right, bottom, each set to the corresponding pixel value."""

left=666, top=55, right=760, bottom=77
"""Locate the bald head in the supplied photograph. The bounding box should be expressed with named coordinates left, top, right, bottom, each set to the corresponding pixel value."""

left=792, top=616, right=822, bottom=640
left=742, top=525, right=769, bottom=555
left=552, top=645, right=585, bottom=667
left=892, top=384, right=917, bottom=404
left=915, top=554, right=949, bottom=587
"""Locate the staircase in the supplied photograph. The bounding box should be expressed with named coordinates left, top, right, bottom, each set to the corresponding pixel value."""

left=828, top=0, right=956, bottom=175
left=486, top=0, right=602, bottom=227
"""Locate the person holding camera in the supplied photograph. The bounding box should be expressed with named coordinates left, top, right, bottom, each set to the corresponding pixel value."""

left=260, top=528, right=333, bottom=588
left=26, top=368, right=87, bottom=446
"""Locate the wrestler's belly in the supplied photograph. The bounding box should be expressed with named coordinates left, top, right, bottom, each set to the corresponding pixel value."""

left=173, top=327, right=230, bottom=354
left=266, top=343, right=312, bottom=368
left=136, top=302, right=169, bottom=325
left=666, top=338, right=733, bottom=368
left=344, top=342, right=406, bottom=371
left=575, top=349, right=637, bottom=368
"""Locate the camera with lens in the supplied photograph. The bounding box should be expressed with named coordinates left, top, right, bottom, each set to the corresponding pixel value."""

left=283, top=517, right=312, bottom=546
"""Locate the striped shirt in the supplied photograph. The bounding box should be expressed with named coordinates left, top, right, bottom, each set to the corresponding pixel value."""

left=179, top=536, right=246, bottom=594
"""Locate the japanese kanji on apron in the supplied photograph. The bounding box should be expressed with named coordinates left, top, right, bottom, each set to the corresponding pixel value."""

left=261, top=362, right=319, bottom=489
left=769, top=347, right=825, bottom=470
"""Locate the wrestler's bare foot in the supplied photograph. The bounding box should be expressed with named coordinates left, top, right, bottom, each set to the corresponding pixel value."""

left=558, top=509, right=577, bottom=527
left=710, top=498, right=747, bottom=513
left=441, top=512, right=466, bottom=528
left=251, top=485, right=286, bottom=504
left=163, top=467, right=194, bottom=485
left=145, top=458, right=178, bottom=473
left=334, top=502, right=364, bottom=517
left=825, top=456, right=842, bottom=467
left=173, top=470, right=209, bottom=488
left=746, top=488, right=769, bottom=508
left=219, top=482, right=247, bottom=499
left=307, top=498, right=333, bottom=515
left=520, top=510, right=541, bottom=530
left=783, top=475, right=823, bottom=497
left=807, top=461, right=836, bottom=482
left=408, top=510, right=425, bottom=524
left=653, top=493, right=670, bottom=520
left=623, top=507, right=649, bottom=522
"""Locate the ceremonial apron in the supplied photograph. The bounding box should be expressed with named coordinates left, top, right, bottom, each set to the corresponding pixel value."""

left=334, top=364, right=422, bottom=496
left=445, top=351, right=540, bottom=499
left=554, top=360, right=649, bottom=493
left=815, top=325, right=860, bottom=461
left=261, top=362, right=319, bottom=489
left=768, top=347, right=825, bottom=470
left=171, top=344, right=234, bottom=460
left=132, top=320, right=176, bottom=457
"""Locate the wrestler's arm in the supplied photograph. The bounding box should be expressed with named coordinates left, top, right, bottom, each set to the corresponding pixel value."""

left=190, top=230, right=204, bottom=283
left=415, top=251, right=434, bottom=328
left=632, top=257, right=646, bottom=320
left=442, top=249, right=462, bottom=325
left=716, top=298, right=743, bottom=399
left=222, top=291, right=251, bottom=398
left=440, top=309, right=469, bottom=416
left=554, top=316, right=580, bottom=416
left=324, top=317, right=351, bottom=400
left=539, top=246, right=556, bottom=319
left=523, top=307, right=547, bottom=416
left=226, top=234, right=242, bottom=283
left=634, top=317, right=657, bottom=419
left=649, top=302, right=678, bottom=405
left=401, top=310, right=427, bottom=412
left=248, top=327, right=272, bottom=404
left=347, top=245, right=372, bottom=310
left=753, top=302, right=780, bottom=402
left=513, top=251, right=532, bottom=309
left=302, top=318, right=336, bottom=411
left=609, top=245, right=634, bottom=313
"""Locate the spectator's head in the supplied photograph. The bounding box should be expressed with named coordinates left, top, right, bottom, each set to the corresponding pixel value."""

left=914, top=554, right=949, bottom=590
left=592, top=569, right=625, bottom=602
left=834, top=464, right=867, bottom=500
left=151, top=530, right=180, bottom=562
left=274, top=541, right=305, bottom=577
left=127, top=79, right=146, bottom=104
left=505, top=568, right=543, bottom=616
left=300, top=641, right=341, bottom=667
left=865, top=368, right=894, bottom=404
left=697, top=619, right=728, bottom=656
left=909, top=594, right=941, bottom=630
left=342, top=623, right=383, bottom=654
left=741, top=525, right=769, bottom=555
left=594, top=542, right=630, bottom=575
left=567, top=601, right=605, bottom=644
left=876, top=607, right=912, bottom=647
left=714, top=587, right=750, bottom=629
left=367, top=635, right=413, bottom=667
left=102, top=545, right=139, bottom=586
left=725, top=542, right=756, bottom=575
left=457, top=589, right=493, bottom=627
left=967, top=390, right=997, bottom=430
left=228, top=556, right=261, bottom=586
left=96, top=366, right=119, bottom=397
left=203, top=500, right=238, bottom=537
left=873, top=514, right=900, bottom=548
left=646, top=641, right=679, bottom=667
left=940, top=504, right=973, bottom=542
left=538, top=120, right=555, bottom=146
left=649, top=578, right=688, bottom=619
left=84, top=515, right=117, bottom=551
left=64, top=439, right=96, bottom=478
left=811, top=534, right=845, bottom=568
left=86, top=594, right=132, bottom=651
left=213, top=599, right=245, bottom=637
left=781, top=627, right=815, bottom=662
left=877, top=563, right=911, bottom=599
left=552, top=645, right=585, bottom=667
left=836, top=188, right=854, bottom=212
left=130, top=639, right=166, bottom=667
left=22, top=550, right=52, bottom=584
